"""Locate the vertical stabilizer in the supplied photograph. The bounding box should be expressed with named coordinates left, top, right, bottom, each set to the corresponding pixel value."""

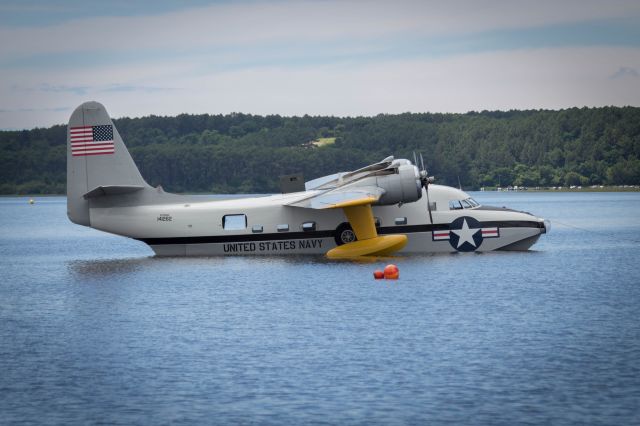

left=67, top=101, right=150, bottom=226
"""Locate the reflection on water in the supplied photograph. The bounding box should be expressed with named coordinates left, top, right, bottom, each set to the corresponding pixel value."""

left=1, top=194, right=640, bottom=425
left=67, top=257, right=153, bottom=278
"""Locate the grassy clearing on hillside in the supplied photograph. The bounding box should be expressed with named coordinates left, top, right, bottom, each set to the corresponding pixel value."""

left=311, top=137, right=336, bottom=147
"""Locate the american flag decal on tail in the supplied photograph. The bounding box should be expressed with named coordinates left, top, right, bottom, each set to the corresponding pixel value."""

left=70, top=125, right=115, bottom=156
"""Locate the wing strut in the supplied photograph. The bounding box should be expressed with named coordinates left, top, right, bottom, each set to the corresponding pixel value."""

left=325, top=198, right=407, bottom=259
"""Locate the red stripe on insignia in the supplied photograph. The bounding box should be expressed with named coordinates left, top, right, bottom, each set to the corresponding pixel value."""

left=482, top=228, right=499, bottom=238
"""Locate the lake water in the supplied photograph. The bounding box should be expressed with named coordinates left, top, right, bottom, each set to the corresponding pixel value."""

left=1, top=192, right=639, bottom=425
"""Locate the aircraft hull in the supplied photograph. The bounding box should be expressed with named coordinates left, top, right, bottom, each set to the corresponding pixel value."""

left=144, top=221, right=545, bottom=256
left=87, top=187, right=547, bottom=257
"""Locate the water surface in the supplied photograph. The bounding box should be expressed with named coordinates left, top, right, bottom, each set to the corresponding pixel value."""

left=1, top=193, right=639, bottom=425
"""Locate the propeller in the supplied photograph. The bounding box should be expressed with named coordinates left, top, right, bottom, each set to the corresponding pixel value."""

left=413, top=151, right=434, bottom=188
left=413, top=151, right=435, bottom=224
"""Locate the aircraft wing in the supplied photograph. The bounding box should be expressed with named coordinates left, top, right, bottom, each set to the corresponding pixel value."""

left=340, top=156, right=394, bottom=181
left=286, top=157, right=413, bottom=258
left=304, top=156, right=395, bottom=191
left=286, top=186, right=385, bottom=209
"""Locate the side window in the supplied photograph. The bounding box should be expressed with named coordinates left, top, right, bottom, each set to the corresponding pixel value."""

left=301, top=222, right=316, bottom=232
left=223, top=214, right=247, bottom=230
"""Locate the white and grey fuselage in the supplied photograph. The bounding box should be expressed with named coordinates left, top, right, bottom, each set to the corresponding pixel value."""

left=67, top=101, right=546, bottom=256
left=89, top=185, right=546, bottom=256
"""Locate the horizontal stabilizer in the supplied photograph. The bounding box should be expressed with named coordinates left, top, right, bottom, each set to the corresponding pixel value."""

left=83, top=185, right=146, bottom=199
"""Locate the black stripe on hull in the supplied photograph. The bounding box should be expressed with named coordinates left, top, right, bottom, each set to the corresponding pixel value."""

left=138, top=220, right=544, bottom=246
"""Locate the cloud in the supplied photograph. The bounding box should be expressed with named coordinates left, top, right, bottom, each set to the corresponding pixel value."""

left=0, top=106, right=70, bottom=113
left=1, top=0, right=640, bottom=128
left=99, top=84, right=181, bottom=93
left=11, top=83, right=181, bottom=95
left=1, top=0, right=639, bottom=58
left=610, top=66, right=640, bottom=79
left=5, top=45, right=639, bottom=128
left=26, top=84, right=91, bottom=95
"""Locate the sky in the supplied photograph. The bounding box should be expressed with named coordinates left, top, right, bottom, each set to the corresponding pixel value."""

left=1, top=0, right=640, bottom=129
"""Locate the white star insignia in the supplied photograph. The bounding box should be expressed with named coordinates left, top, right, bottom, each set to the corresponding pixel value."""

left=451, top=218, right=480, bottom=248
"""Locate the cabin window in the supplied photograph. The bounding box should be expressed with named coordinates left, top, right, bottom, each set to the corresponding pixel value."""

left=461, top=199, right=473, bottom=209
left=395, top=217, right=407, bottom=225
left=252, top=225, right=263, bottom=233
left=466, top=198, right=480, bottom=207
left=277, top=224, right=289, bottom=232
left=301, top=222, right=316, bottom=232
left=223, top=214, right=247, bottom=230
left=449, top=200, right=463, bottom=210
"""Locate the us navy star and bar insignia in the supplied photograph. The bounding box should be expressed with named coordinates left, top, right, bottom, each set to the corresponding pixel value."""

left=432, top=216, right=500, bottom=252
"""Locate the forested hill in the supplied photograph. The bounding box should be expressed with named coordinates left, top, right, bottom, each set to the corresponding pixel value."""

left=1, top=106, right=639, bottom=194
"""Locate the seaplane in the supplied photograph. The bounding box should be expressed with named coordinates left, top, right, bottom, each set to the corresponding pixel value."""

left=67, top=102, right=547, bottom=258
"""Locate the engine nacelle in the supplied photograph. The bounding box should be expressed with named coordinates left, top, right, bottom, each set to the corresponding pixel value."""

left=375, top=164, right=422, bottom=205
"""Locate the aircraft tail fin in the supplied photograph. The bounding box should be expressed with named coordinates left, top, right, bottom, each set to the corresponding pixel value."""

left=67, top=101, right=150, bottom=226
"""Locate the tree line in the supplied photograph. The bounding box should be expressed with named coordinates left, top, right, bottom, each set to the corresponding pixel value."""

left=1, top=106, right=639, bottom=195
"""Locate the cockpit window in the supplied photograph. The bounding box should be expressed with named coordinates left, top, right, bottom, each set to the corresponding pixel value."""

left=449, top=198, right=480, bottom=210
left=449, top=200, right=463, bottom=210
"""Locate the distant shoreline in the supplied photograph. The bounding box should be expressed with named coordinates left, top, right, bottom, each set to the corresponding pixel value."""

left=478, top=186, right=640, bottom=193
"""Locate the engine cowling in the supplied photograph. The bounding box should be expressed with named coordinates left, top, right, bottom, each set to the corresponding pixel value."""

left=375, top=164, right=422, bottom=205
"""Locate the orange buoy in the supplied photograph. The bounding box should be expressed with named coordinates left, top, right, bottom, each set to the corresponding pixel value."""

left=373, top=270, right=384, bottom=279
left=384, top=264, right=399, bottom=280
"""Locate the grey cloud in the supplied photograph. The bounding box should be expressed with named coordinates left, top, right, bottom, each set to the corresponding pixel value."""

left=0, top=106, right=70, bottom=113
left=11, top=84, right=90, bottom=95
left=11, top=83, right=179, bottom=95
left=3, top=0, right=639, bottom=58
left=610, top=66, right=640, bottom=79
left=38, top=84, right=90, bottom=95
left=100, top=85, right=181, bottom=93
